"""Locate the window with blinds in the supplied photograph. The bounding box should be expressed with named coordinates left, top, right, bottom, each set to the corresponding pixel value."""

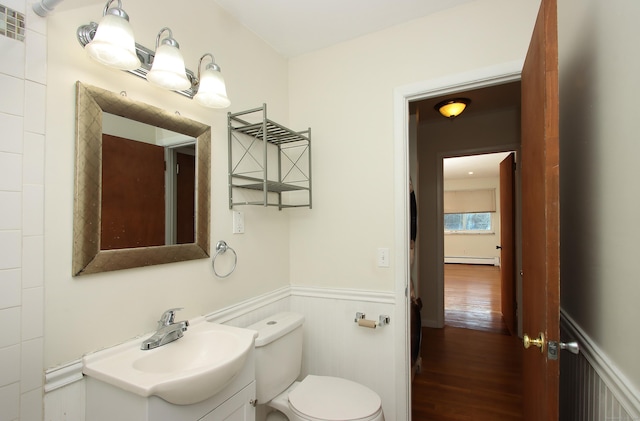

left=444, top=189, right=496, bottom=233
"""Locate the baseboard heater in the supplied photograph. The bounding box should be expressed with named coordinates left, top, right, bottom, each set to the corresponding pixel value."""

left=444, top=256, right=500, bottom=266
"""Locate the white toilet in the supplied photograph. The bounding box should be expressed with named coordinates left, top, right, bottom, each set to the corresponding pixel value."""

left=247, top=312, right=385, bottom=421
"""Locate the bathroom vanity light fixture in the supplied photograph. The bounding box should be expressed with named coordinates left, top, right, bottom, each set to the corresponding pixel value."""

left=78, top=0, right=140, bottom=70
left=147, top=27, right=191, bottom=91
left=76, top=1, right=230, bottom=106
left=193, top=53, right=231, bottom=109
left=435, top=98, right=471, bottom=119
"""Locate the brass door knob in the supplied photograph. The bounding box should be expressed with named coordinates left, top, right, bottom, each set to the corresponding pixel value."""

left=523, top=332, right=545, bottom=353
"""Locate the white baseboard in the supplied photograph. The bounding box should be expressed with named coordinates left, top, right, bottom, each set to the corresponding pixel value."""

left=444, top=256, right=500, bottom=266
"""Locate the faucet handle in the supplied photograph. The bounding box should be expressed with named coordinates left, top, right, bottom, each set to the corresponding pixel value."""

left=158, top=307, right=183, bottom=327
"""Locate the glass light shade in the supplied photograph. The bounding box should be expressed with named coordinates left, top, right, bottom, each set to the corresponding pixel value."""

left=147, top=44, right=191, bottom=91
left=194, top=67, right=230, bottom=108
left=436, top=100, right=469, bottom=118
left=85, top=14, right=140, bottom=70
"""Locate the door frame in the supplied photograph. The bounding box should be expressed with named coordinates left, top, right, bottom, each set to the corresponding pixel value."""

left=393, top=60, right=524, bottom=420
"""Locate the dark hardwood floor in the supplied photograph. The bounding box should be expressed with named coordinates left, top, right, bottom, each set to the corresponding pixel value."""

left=411, top=264, right=523, bottom=421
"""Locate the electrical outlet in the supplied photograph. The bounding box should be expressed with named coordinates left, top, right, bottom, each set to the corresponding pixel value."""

left=233, top=211, right=244, bottom=234
left=377, top=248, right=390, bottom=268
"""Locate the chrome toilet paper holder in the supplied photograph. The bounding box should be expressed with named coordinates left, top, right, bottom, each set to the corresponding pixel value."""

left=354, top=312, right=390, bottom=327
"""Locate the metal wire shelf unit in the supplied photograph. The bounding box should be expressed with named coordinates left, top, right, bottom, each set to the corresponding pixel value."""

left=228, top=104, right=312, bottom=210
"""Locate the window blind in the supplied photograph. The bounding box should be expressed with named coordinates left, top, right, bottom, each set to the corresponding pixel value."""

left=444, top=189, right=496, bottom=214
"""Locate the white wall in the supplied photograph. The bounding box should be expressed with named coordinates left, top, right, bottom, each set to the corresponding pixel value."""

left=287, top=0, right=539, bottom=294
left=0, top=0, right=47, bottom=419
left=44, top=0, right=292, bottom=368
left=558, top=0, right=640, bottom=399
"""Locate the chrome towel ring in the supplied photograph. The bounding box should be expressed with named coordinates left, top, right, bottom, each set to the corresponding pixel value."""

left=212, top=240, right=237, bottom=278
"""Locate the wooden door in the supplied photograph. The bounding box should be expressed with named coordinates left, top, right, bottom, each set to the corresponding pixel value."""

left=176, top=151, right=196, bottom=244
left=101, top=134, right=166, bottom=250
left=499, top=153, right=516, bottom=336
left=521, top=0, right=560, bottom=419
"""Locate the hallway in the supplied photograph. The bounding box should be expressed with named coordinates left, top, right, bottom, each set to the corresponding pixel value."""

left=411, top=264, right=523, bottom=420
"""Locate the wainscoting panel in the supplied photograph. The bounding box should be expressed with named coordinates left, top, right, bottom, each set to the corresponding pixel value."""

left=560, top=311, right=640, bottom=421
left=206, top=287, right=291, bottom=327
left=44, top=286, right=399, bottom=421
left=290, top=288, right=396, bottom=420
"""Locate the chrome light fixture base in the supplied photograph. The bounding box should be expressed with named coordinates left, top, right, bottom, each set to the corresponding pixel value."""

left=76, top=22, right=198, bottom=99
left=76, top=23, right=197, bottom=99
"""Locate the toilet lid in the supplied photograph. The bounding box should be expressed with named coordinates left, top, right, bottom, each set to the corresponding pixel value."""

left=288, top=375, right=381, bottom=421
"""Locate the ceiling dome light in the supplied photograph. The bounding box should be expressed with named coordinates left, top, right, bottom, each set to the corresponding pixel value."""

left=147, top=27, right=191, bottom=91
left=83, top=0, right=141, bottom=70
left=435, top=98, right=471, bottom=119
left=194, top=53, right=230, bottom=109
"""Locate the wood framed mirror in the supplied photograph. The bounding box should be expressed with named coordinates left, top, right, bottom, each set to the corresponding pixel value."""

left=73, top=82, right=210, bottom=276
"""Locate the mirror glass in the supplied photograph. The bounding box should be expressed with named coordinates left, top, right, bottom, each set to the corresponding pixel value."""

left=101, top=114, right=196, bottom=249
left=73, top=82, right=211, bottom=276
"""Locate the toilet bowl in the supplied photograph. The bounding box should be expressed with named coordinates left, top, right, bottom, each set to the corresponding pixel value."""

left=267, top=376, right=384, bottom=421
left=247, top=312, right=385, bottom=421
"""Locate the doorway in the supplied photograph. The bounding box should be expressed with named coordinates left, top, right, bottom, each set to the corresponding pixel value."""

left=442, top=151, right=516, bottom=335
left=402, top=73, right=523, bottom=419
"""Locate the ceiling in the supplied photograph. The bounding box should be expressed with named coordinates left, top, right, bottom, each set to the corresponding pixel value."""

left=212, top=0, right=476, bottom=57
left=411, top=81, right=521, bottom=123
left=53, top=0, right=476, bottom=58
left=444, top=152, right=511, bottom=180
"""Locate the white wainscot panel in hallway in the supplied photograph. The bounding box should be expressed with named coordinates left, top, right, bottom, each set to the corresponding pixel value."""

left=560, top=311, right=640, bottom=421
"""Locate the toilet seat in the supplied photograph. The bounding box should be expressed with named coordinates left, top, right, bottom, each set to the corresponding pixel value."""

left=287, top=375, right=383, bottom=421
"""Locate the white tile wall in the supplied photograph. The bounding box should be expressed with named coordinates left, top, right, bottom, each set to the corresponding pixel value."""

left=22, top=184, right=44, bottom=236
left=0, top=1, right=47, bottom=419
left=0, top=230, right=21, bottom=268
left=22, top=235, right=43, bottom=289
left=1, top=0, right=24, bottom=13
left=21, top=387, right=44, bottom=420
left=0, top=73, right=25, bottom=115
left=0, top=191, right=21, bottom=229
left=0, top=271, right=21, bottom=309
left=25, top=30, right=46, bottom=84
left=0, top=383, right=20, bottom=420
left=0, top=112, right=23, bottom=153
left=0, top=152, right=22, bottom=190
left=0, top=307, right=21, bottom=348
left=0, top=37, right=25, bottom=78
left=24, top=81, right=45, bottom=134
left=23, top=132, right=44, bottom=184
left=0, top=344, right=21, bottom=386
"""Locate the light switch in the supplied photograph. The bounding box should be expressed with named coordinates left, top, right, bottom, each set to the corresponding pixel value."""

left=233, top=211, right=244, bottom=234
left=377, top=248, right=390, bottom=268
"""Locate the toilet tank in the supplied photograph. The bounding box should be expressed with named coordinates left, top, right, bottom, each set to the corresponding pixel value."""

left=247, top=312, right=304, bottom=403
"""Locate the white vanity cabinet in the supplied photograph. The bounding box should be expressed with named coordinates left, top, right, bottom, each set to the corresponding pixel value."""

left=199, top=381, right=255, bottom=421
left=85, top=348, right=256, bottom=421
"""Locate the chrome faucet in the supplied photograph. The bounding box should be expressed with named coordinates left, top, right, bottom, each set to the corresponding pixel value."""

left=141, top=308, right=189, bottom=350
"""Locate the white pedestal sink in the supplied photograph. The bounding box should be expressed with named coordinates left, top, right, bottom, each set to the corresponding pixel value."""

left=83, top=319, right=258, bottom=405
